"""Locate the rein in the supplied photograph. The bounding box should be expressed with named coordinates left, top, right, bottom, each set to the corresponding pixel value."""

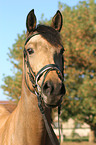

left=24, top=33, right=64, bottom=145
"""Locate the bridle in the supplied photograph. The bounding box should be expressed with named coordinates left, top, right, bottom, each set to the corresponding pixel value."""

left=23, top=33, right=64, bottom=145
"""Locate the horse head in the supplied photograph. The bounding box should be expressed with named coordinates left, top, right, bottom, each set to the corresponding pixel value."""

left=24, top=9, right=66, bottom=107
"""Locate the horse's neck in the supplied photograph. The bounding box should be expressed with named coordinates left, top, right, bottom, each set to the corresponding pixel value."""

left=15, top=80, right=50, bottom=145
left=6, top=62, right=52, bottom=145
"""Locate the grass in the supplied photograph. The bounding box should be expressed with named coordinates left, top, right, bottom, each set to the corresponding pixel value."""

left=61, top=142, right=96, bottom=145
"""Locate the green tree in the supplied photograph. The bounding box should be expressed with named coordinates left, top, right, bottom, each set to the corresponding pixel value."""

left=59, top=0, right=96, bottom=141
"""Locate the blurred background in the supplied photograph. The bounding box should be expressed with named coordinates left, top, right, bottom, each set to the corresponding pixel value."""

left=0, top=0, right=96, bottom=144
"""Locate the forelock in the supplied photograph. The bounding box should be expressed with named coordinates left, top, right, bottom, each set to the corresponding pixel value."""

left=36, top=25, right=62, bottom=46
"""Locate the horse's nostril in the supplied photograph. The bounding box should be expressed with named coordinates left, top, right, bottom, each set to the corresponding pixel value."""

left=43, top=81, right=54, bottom=96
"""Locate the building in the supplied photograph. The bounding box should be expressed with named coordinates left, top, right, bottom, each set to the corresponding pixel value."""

left=0, top=101, right=16, bottom=113
left=53, top=116, right=90, bottom=142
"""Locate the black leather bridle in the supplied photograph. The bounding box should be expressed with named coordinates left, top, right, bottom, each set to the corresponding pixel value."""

left=23, top=33, right=64, bottom=145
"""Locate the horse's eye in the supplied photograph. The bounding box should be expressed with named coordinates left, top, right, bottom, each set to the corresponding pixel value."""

left=27, top=48, right=34, bottom=54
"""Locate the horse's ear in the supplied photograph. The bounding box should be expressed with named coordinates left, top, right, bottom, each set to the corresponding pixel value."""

left=51, top=10, right=63, bottom=32
left=26, top=9, right=37, bottom=33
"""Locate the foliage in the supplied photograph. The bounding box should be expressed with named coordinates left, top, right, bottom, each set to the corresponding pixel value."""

left=59, top=0, right=96, bottom=140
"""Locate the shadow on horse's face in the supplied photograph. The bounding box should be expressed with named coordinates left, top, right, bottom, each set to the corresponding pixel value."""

left=24, top=9, right=66, bottom=107
left=25, top=34, right=65, bottom=107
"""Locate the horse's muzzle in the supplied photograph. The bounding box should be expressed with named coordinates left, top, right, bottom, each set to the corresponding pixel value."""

left=42, top=80, right=66, bottom=107
left=43, top=81, right=65, bottom=96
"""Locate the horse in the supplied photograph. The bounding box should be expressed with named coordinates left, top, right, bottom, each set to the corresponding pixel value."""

left=0, top=9, right=66, bottom=145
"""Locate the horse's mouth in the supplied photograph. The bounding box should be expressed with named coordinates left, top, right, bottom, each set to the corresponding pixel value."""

left=41, top=93, right=63, bottom=108
left=45, top=97, right=63, bottom=108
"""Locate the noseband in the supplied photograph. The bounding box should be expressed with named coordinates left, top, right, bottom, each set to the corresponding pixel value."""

left=24, top=33, right=64, bottom=144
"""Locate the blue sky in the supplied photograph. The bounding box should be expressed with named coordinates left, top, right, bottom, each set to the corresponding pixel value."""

left=0, top=0, right=90, bottom=100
